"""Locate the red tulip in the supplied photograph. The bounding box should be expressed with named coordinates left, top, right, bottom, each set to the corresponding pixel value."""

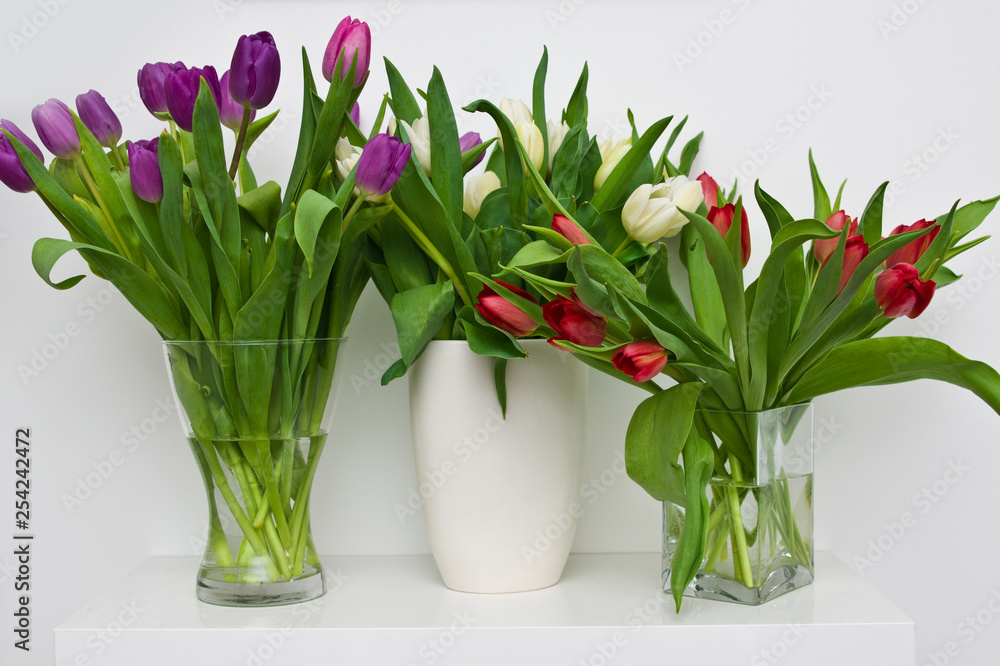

left=875, top=263, right=936, bottom=319
left=884, top=219, right=940, bottom=268
left=551, top=214, right=590, bottom=245
left=839, top=234, right=870, bottom=293
left=474, top=281, right=538, bottom=337
left=613, top=340, right=669, bottom=383
left=697, top=172, right=719, bottom=208
left=543, top=293, right=607, bottom=348
left=707, top=203, right=751, bottom=267
left=814, top=210, right=857, bottom=266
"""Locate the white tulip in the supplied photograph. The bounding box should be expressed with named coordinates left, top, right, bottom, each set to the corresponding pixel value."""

left=662, top=174, right=704, bottom=213
left=334, top=136, right=362, bottom=183
left=463, top=170, right=502, bottom=219
left=547, top=120, right=571, bottom=172
left=515, top=121, right=545, bottom=172
left=383, top=113, right=398, bottom=137
left=498, top=97, right=533, bottom=127
left=597, top=136, right=615, bottom=161
left=593, top=138, right=632, bottom=192
left=400, top=117, right=432, bottom=176
left=622, top=182, right=691, bottom=243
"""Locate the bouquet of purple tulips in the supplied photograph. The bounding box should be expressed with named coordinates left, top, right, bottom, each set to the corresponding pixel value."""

left=0, top=16, right=415, bottom=588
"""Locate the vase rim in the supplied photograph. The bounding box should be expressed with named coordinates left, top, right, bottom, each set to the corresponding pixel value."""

left=694, top=402, right=812, bottom=415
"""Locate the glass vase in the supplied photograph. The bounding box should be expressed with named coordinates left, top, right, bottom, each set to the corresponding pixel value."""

left=662, top=404, right=814, bottom=605
left=163, top=338, right=345, bottom=607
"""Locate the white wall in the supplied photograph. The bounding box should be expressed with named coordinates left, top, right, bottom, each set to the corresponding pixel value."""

left=1, top=0, right=998, bottom=664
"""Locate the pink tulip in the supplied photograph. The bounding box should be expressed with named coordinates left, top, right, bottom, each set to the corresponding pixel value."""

left=543, top=293, right=606, bottom=348
left=697, top=172, right=719, bottom=208
left=875, top=263, right=936, bottom=319
left=884, top=219, right=940, bottom=268
left=707, top=203, right=751, bottom=267
left=613, top=340, right=669, bottom=383
left=551, top=214, right=589, bottom=245
left=814, top=210, right=857, bottom=266
left=474, top=281, right=538, bottom=337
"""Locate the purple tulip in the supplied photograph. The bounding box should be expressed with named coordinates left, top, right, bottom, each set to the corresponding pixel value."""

left=127, top=138, right=163, bottom=203
left=164, top=66, right=222, bottom=132
left=228, top=31, right=280, bottom=110
left=219, top=70, right=257, bottom=131
left=76, top=90, right=122, bottom=148
left=0, top=120, right=43, bottom=193
left=322, top=16, right=371, bottom=87
left=138, top=62, right=185, bottom=115
left=31, top=99, right=80, bottom=159
left=355, top=133, right=411, bottom=198
left=459, top=131, right=484, bottom=167
left=350, top=102, right=360, bottom=127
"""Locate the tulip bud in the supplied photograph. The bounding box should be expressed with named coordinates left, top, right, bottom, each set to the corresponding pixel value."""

left=354, top=133, right=411, bottom=200
left=613, top=340, right=669, bottom=383
left=459, top=131, right=484, bottom=168
left=551, top=213, right=589, bottom=245
left=593, top=137, right=631, bottom=192
left=127, top=138, right=163, bottom=203
left=31, top=99, right=81, bottom=159
left=707, top=203, right=751, bottom=267
left=546, top=120, right=570, bottom=172
left=399, top=118, right=431, bottom=176
left=474, top=281, right=539, bottom=337
left=498, top=98, right=533, bottom=127
left=218, top=71, right=257, bottom=131
left=75, top=90, right=122, bottom=149
left=875, top=263, right=936, bottom=319
left=697, top=172, right=720, bottom=208
left=164, top=66, right=222, bottom=133
left=813, top=210, right=857, bottom=266
left=138, top=62, right=185, bottom=116
left=350, top=102, right=361, bottom=127
left=543, top=293, right=607, bottom=348
left=839, top=235, right=869, bottom=293
left=885, top=219, right=940, bottom=268
left=622, top=176, right=702, bottom=243
left=228, top=31, right=280, bottom=110
left=463, top=170, right=501, bottom=219
left=0, top=120, right=43, bottom=193
left=323, top=16, right=371, bottom=87
left=515, top=121, right=545, bottom=172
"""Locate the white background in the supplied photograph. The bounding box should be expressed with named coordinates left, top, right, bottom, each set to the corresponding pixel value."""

left=1, top=0, right=998, bottom=664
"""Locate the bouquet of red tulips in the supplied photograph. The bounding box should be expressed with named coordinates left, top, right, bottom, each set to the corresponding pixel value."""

left=470, top=144, right=1000, bottom=608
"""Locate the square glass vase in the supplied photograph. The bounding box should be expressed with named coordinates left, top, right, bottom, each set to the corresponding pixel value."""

left=662, top=404, right=814, bottom=605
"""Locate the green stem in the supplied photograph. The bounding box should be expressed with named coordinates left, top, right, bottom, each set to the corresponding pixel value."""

left=341, top=195, right=366, bottom=234
left=289, top=437, right=326, bottom=575
left=109, top=141, right=127, bottom=171
left=228, top=106, right=252, bottom=180
left=727, top=458, right=755, bottom=588
left=391, top=203, right=473, bottom=307
left=73, top=155, right=130, bottom=257
left=611, top=236, right=633, bottom=259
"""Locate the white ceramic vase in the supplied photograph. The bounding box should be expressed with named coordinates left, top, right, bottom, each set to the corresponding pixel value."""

left=408, top=339, right=587, bottom=593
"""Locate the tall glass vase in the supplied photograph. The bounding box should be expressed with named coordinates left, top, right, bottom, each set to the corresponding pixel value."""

left=663, top=404, right=814, bottom=605
left=162, top=338, right=345, bottom=607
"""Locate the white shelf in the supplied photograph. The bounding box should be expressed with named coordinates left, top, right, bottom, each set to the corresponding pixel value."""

left=55, top=552, right=912, bottom=665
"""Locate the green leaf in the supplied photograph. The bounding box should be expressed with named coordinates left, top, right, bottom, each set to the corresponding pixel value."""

left=532, top=47, right=549, bottom=177
left=458, top=306, right=528, bottom=361
left=941, top=196, right=999, bottom=244
left=384, top=57, right=422, bottom=124
left=494, top=357, right=509, bottom=419
left=625, top=383, right=704, bottom=505
left=671, top=433, right=714, bottom=612
left=808, top=149, right=832, bottom=222
left=386, top=282, right=456, bottom=383
left=427, top=67, right=463, bottom=229
left=238, top=181, right=282, bottom=233
left=294, top=189, right=337, bottom=277
left=591, top=116, right=672, bottom=212
left=465, top=99, right=529, bottom=229
left=680, top=224, right=727, bottom=347
left=382, top=215, right=433, bottom=293
left=858, top=182, right=888, bottom=247
left=281, top=48, right=319, bottom=218
left=784, top=337, right=1000, bottom=416
left=677, top=131, right=703, bottom=176
left=564, top=61, right=589, bottom=128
